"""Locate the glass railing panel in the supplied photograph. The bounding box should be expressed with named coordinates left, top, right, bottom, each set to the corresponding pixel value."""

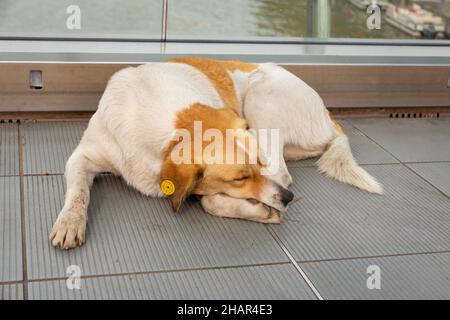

left=329, top=0, right=448, bottom=41
left=0, top=0, right=163, bottom=39
left=166, top=0, right=308, bottom=39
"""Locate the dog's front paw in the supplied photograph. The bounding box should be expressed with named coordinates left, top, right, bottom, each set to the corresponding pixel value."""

left=49, top=212, right=86, bottom=250
left=258, top=207, right=283, bottom=224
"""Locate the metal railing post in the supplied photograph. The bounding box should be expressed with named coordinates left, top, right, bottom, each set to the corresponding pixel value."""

left=161, top=0, right=169, bottom=42
left=307, top=0, right=330, bottom=38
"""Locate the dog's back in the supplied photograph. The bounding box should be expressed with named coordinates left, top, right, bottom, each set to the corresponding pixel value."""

left=80, top=62, right=228, bottom=195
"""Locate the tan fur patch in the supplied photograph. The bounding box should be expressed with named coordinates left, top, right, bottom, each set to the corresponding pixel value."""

left=160, top=103, right=267, bottom=212
left=171, top=103, right=248, bottom=165
left=331, top=119, right=345, bottom=134
left=175, top=102, right=246, bottom=134
left=332, top=120, right=344, bottom=134
left=168, top=57, right=243, bottom=115
left=328, top=112, right=345, bottom=135
left=218, top=60, right=259, bottom=73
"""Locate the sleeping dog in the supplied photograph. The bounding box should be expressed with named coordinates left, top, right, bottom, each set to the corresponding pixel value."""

left=50, top=57, right=383, bottom=250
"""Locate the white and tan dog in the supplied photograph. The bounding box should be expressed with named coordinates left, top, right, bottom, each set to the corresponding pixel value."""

left=50, top=57, right=383, bottom=250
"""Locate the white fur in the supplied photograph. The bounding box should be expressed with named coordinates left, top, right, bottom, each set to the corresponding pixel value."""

left=244, top=64, right=335, bottom=149
left=242, top=64, right=335, bottom=185
left=51, top=62, right=227, bottom=249
left=242, top=63, right=382, bottom=194
left=316, top=134, right=383, bottom=194
left=50, top=60, right=383, bottom=250
left=82, top=63, right=225, bottom=196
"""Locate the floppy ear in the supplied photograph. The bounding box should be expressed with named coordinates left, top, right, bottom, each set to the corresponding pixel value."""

left=160, top=159, right=203, bottom=213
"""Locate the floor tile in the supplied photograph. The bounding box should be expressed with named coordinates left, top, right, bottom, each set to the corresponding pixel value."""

left=21, top=121, right=87, bottom=174
left=287, top=120, right=397, bottom=168
left=28, top=264, right=316, bottom=300
left=301, top=253, right=450, bottom=300
left=0, top=283, right=23, bottom=300
left=0, top=176, right=22, bottom=282
left=0, top=123, right=19, bottom=176
left=271, top=165, right=450, bottom=261
left=350, top=118, right=450, bottom=162
left=24, top=174, right=287, bottom=280
left=407, top=162, right=450, bottom=197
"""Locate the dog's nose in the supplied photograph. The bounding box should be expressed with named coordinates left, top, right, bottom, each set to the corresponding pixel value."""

left=280, top=188, right=294, bottom=206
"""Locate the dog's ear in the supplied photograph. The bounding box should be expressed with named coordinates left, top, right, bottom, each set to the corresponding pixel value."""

left=160, top=158, right=203, bottom=213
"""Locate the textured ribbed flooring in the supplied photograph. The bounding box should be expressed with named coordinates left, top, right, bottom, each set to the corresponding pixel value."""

left=0, top=123, right=18, bottom=176
left=287, top=120, right=398, bottom=168
left=350, top=118, right=450, bottom=162
left=21, top=121, right=87, bottom=174
left=28, top=264, right=316, bottom=300
left=0, top=176, right=22, bottom=282
left=272, top=165, right=450, bottom=261
left=0, top=283, right=23, bottom=300
left=24, top=174, right=287, bottom=280
left=300, top=253, right=450, bottom=300
left=0, top=118, right=449, bottom=299
left=406, top=162, right=450, bottom=197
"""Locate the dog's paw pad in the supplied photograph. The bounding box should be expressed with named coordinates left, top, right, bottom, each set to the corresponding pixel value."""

left=49, top=214, right=86, bottom=250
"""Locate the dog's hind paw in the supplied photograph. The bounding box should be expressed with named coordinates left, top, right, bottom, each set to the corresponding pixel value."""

left=49, top=212, right=86, bottom=250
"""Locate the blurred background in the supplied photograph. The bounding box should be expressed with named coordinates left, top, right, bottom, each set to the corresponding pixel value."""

left=0, top=0, right=448, bottom=41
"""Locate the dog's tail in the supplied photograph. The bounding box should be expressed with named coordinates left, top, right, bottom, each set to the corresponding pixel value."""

left=316, top=122, right=383, bottom=194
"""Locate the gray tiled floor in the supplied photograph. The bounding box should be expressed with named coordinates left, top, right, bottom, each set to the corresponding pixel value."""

left=406, top=162, right=450, bottom=197
left=1, top=118, right=449, bottom=300
left=0, top=176, right=22, bottom=282
left=287, top=120, right=398, bottom=167
left=350, top=118, right=450, bottom=162
left=0, top=283, right=23, bottom=300
left=24, top=174, right=287, bottom=280
left=0, top=123, right=19, bottom=176
left=272, top=164, right=450, bottom=261
left=21, top=121, right=87, bottom=174
left=28, top=264, right=316, bottom=300
left=300, top=253, right=450, bottom=300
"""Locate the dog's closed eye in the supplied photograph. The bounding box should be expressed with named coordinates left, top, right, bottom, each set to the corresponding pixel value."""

left=246, top=199, right=259, bottom=205
left=234, top=169, right=251, bottom=181
left=234, top=175, right=250, bottom=181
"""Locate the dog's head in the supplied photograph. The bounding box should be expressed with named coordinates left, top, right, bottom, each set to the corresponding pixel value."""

left=160, top=103, right=293, bottom=213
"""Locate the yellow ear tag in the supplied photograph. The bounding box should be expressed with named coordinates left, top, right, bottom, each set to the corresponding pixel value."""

left=161, top=179, right=175, bottom=196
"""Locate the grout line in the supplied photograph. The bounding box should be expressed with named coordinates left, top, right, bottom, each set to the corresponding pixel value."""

left=1, top=173, right=65, bottom=178
left=265, top=226, right=323, bottom=300
left=17, top=124, right=28, bottom=300
left=25, top=261, right=291, bottom=284
left=23, top=173, right=65, bottom=177
left=0, top=280, right=24, bottom=286
left=297, top=249, right=450, bottom=265
left=350, top=123, right=450, bottom=199
left=1, top=172, right=117, bottom=178
left=8, top=250, right=450, bottom=286
left=403, top=160, right=450, bottom=165
left=403, top=164, right=450, bottom=199
left=288, top=162, right=400, bottom=169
